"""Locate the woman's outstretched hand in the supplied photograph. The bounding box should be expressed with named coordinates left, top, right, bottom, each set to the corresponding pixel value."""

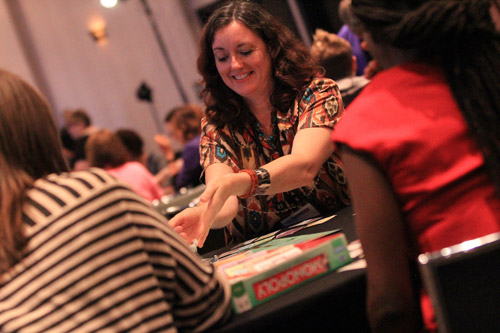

left=168, top=205, right=209, bottom=247
left=197, top=176, right=231, bottom=233
left=169, top=172, right=249, bottom=247
left=168, top=178, right=232, bottom=247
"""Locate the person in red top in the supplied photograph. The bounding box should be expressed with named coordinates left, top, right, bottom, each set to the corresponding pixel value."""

left=331, top=0, right=500, bottom=331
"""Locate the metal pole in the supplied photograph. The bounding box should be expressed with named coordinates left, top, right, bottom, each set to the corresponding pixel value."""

left=287, top=0, right=312, bottom=47
left=139, top=0, right=189, bottom=104
left=149, top=103, right=164, bottom=133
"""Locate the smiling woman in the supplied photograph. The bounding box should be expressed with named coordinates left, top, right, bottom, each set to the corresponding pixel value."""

left=168, top=0, right=351, bottom=247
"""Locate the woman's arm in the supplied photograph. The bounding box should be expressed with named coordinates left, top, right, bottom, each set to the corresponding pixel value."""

left=264, top=126, right=334, bottom=194
left=169, top=127, right=332, bottom=247
left=196, top=125, right=333, bottom=226
left=201, top=125, right=332, bottom=195
left=154, top=134, right=176, bottom=162
left=199, top=163, right=241, bottom=228
left=340, top=148, right=420, bottom=332
left=168, top=163, right=240, bottom=247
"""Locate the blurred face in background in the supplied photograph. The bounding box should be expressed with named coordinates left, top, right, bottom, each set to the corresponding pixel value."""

left=165, top=121, right=184, bottom=145
left=358, top=30, right=387, bottom=68
left=66, top=121, right=86, bottom=140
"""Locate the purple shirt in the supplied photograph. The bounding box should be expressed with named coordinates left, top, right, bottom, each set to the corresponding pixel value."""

left=175, top=135, right=203, bottom=190
left=337, top=24, right=369, bottom=76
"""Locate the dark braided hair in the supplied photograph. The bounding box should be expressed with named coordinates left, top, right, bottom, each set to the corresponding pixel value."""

left=197, top=0, right=318, bottom=131
left=351, top=0, right=500, bottom=193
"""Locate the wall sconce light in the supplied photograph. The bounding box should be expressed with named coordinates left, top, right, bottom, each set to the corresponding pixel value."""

left=89, top=19, right=108, bottom=45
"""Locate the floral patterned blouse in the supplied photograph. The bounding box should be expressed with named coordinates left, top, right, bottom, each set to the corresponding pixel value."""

left=200, top=78, right=351, bottom=244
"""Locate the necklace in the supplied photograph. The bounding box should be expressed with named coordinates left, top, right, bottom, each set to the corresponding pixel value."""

left=249, top=110, right=284, bottom=164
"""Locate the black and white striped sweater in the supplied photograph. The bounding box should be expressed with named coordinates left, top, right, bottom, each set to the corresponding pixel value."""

left=0, top=168, right=231, bottom=332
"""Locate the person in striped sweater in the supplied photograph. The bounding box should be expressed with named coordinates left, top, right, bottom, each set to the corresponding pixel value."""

left=0, top=69, right=232, bottom=332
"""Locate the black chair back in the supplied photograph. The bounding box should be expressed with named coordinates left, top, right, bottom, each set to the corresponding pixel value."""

left=418, top=232, right=500, bottom=333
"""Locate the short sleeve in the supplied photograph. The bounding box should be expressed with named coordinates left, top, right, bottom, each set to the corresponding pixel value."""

left=331, top=81, right=397, bottom=165
left=200, top=117, right=240, bottom=172
left=297, top=78, right=344, bottom=130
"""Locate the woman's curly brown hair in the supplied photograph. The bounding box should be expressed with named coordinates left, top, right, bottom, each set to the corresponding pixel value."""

left=197, top=0, right=319, bottom=131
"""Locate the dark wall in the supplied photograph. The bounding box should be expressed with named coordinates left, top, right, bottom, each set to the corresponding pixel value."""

left=196, top=0, right=344, bottom=44
left=297, top=0, right=343, bottom=36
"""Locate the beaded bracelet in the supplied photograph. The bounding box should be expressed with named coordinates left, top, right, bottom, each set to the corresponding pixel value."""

left=239, top=167, right=271, bottom=198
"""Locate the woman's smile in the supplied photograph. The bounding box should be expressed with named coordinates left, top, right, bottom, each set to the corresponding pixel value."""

left=232, top=72, right=252, bottom=80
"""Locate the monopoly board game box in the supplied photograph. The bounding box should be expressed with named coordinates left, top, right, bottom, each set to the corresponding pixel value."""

left=214, top=230, right=352, bottom=314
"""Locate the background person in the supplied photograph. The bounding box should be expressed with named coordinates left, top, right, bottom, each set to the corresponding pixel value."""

left=59, top=109, right=77, bottom=167
left=155, top=104, right=204, bottom=193
left=310, top=28, right=370, bottom=108
left=65, top=108, right=99, bottom=171
left=337, top=0, right=369, bottom=77
left=0, top=69, right=231, bottom=332
left=331, top=0, right=500, bottom=331
left=169, top=1, right=350, bottom=247
left=338, top=0, right=381, bottom=80
left=116, top=127, right=165, bottom=175
left=86, top=129, right=164, bottom=202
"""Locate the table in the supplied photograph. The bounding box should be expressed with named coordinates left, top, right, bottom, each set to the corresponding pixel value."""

left=206, top=206, right=370, bottom=332
left=153, top=184, right=205, bottom=219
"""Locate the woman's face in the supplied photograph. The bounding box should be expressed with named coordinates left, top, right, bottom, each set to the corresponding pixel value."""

left=359, top=30, right=398, bottom=70
left=212, top=21, right=273, bottom=104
